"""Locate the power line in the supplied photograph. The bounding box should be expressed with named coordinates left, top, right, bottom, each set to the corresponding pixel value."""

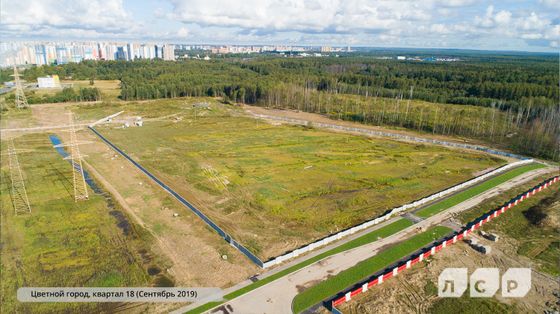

left=54, top=113, right=89, bottom=202
left=7, top=139, right=31, bottom=215
left=12, top=66, right=29, bottom=109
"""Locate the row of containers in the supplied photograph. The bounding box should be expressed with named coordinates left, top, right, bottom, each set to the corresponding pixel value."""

left=330, top=175, right=559, bottom=310
left=262, top=159, right=533, bottom=268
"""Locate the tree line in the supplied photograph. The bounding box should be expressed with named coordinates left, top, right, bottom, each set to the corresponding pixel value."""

left=5, top=87, right=101, bottom=104
left=17, top=55, right=559, bottom=160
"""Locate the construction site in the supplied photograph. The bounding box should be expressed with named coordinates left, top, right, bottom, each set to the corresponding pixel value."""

left=1, top=63, right=559, bottom=314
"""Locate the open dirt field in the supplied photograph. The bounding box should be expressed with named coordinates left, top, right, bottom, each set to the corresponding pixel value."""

left=75, top=98, right=505, bottom=260
left=336, top=241, right=558, bottom=314
left=458, top=175, right=560, bottom=277
left=336, top=176, right=560, bottom=314
left=78, top=129, right=259, bottom=286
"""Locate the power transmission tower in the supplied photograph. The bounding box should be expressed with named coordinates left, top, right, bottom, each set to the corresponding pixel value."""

left=54, top=113, right=89, bottom=201
left=7, top=139, right=31, bottom=215
left=12, top=66, right=28, bottom=109
left=67, top=113, right=89, bottom=201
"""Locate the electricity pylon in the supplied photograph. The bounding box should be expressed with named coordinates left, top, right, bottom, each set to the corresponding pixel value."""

left=7, top=139, right=31, bottom=215
left=54, top=113, right=89, bottom=201
left=12, top=66, right=28, bottom=109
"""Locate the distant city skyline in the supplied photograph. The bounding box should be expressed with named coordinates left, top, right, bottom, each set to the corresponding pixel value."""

left=2, top=41, right=478, bottom=67
left=0, top=42, right=177, bottom=67
left=1, top=1, right=559, bottom=53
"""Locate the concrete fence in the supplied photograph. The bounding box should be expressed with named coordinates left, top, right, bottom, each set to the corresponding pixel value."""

left=261, top=158, right=534, bottom=268
left=251, top=113, right=529, bottom=161
left=330, top=176, right=559, bottom=309
left=89, top=120, right=536, bottom=270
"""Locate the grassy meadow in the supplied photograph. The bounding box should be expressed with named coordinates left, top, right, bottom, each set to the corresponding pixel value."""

left=64, top=79, right=121, bottom=100
left=79, top=99, right=504, bottom=259
left=0, top=134, right=152, bottom=313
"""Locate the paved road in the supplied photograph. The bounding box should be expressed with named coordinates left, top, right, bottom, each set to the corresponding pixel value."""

left=199, top=166, right=554, bottom=314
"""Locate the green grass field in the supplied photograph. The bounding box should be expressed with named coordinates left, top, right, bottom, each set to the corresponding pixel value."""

left=292, top=226, right=453, bottom=313
left=65, top=80, right=121, bottom=100
left=458, top=175, right=560, bottom=276
left=415, top=163, right=545, bottom=218
left=0, top=134, right=153, bottom=313
left=186, top=218, right=413, bottom=313
left=0, top=101, right=34, bottom=129
left=80, top=98, right=503, bottom=259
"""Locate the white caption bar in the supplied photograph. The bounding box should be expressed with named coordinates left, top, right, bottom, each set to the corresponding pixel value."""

left=17, top=287, right=223, bottom=303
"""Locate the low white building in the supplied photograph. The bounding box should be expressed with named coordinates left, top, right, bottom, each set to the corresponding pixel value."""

left=37, top=75, right=61, bottom=88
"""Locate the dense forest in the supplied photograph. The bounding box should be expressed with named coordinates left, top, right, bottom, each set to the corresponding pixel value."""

left=13, top=54, right=560, bottom=160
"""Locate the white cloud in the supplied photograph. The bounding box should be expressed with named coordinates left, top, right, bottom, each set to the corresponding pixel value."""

left=0, top=0, right=558, bottom=51
left=494, top=10, right=512, bottom=25
left=470, top=5, right=558, bottom=47
left=436, top=0, right=478, bottom=7
left=518, top=12, right=548, bottom=31
left=168, top=0, right=432, bottom=34
left=165, top=0, right=559, bottom=50
left=177, top=27, right=190, bottom=37
left=430, top=24, right=451, bottom=34
left=1, top=0, right=137, bottom=37
left=539, top=0, right=560, bottom=8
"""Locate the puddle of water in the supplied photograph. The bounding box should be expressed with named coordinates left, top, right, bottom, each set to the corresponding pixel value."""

left=49, top=134, right=131, bottom=236
left=153, top=275, right=175, bottom=287
left=49, top=134, right=102, bottom=193
left=109, top=210, right=132, bottom=236
left=147, top=266, right=162, bottom=276
left=49, top=134, right=172, bottom=286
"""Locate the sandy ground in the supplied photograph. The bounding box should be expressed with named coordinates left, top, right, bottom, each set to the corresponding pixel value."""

left=189, top=165, right=554, bottom=314
left=337, top=239, right=558, bottom=314
left=79, top=131, right=259, bottom=286
left=3, top=101, right=555, bottom=314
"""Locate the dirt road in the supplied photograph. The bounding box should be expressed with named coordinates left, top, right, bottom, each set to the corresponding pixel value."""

left=191, top=166, right=554, bottom=314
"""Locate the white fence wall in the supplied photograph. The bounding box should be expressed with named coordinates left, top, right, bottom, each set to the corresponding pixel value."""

left=258, top=122, right=534, bottom=268
left=252, top=114, right=528, bottom=160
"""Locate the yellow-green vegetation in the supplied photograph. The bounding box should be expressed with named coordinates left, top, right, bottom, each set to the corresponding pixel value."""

left=459, top=175, right=560, bottom=276
left=0, top=107, right=33, bottom=128
left=0, top=134, right=154, bottom=313
left=0, top=93, right=34, bottom=128
left=74, top=98, right=190, bottom=121
left=79, top=98, right=504, bottom=259
left=65, top=80, right=121, bottom=100
left=292, top=226, right=453, bottom=313
left=186, top=218, right=413, bottom=314
left=415, top=163, right=545, bottom=218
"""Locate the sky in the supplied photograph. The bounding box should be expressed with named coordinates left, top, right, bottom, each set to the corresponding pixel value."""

left=1, top=0, right=559, bottom=52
